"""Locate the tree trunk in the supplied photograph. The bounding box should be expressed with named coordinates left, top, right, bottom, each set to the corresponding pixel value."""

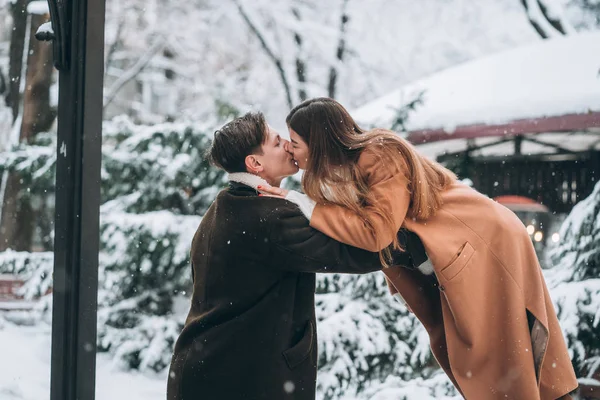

left=5, top=0, right=28, bottom=117
left=21, top=13, right=56, bottom=141
left=0, top=174, right=34, bottom=251
left=328, top=0, right=350, bottom=99
left=0, top=12, right=55, bottom=251
left=292, top=7, right=307, bottom=102
left=0, top=67, right=6, bottom=96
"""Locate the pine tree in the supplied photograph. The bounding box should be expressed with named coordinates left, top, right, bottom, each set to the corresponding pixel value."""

left=546, top=181, right=600, bottom=384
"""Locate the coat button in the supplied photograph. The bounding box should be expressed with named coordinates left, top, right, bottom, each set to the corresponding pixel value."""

left=439, top=285, right=445, bottom=291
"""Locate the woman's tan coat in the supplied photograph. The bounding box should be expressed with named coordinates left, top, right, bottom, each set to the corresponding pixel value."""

left=309, top=147, right=578, bottom=400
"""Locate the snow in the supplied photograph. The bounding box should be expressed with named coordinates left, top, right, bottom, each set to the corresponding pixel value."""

left=100, top=211, right=201, bottom=266
left=0, top=301, right=36, bottom=311
left=360, top=373, right=459, bottom=400
left=412, top=130, right=600, bottom=159
left=0, top=317, right=457, bottom=400
left=0, top=322, right=168, bottom=400
left=0, top=251, right=53, bottom=299
left=0, top=107, right=11, bottom=152
left=95, top=0, right=540, bottom=126
left=0, top=274, right=22, bottom=281
left=35, top=22, right=54, bottom=36
left=578, top=377, right=600, bottom=387
left=26, top=1, right=48, bottom=15
left=354, top=32, right=600, bottom=133
left=2, top=3, right=599, bottom=396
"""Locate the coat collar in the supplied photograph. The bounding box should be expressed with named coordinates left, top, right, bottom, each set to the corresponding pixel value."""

left=227, top=172, right=270, bottom=193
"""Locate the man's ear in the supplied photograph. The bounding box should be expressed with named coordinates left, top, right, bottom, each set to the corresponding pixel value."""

left=244, top=155, right=263, bottom=174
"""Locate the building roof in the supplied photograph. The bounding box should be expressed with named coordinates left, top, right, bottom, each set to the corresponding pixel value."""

left=354, top=31, right=600, bottom=147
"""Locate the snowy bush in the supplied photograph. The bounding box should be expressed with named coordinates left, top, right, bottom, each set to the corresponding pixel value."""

left=97, top=119, right=224, bottom=371
left=315, top=273, right=454, bottom=399
left=101, top=116, right=224, bottom=215
left=546, top=180, right=600, bottom=383
left=97, top=211, right=200, bottom=371
left=0, top=116, right=225, bottom=372
left=0, top=250, right=53, bottom=299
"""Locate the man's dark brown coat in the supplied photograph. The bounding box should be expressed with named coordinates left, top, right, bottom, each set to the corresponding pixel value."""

left=166, top=183, right=383, bottom=400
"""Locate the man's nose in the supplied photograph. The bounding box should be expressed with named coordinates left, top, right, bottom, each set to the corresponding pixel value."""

left=283, top=139, right=292, bottom=153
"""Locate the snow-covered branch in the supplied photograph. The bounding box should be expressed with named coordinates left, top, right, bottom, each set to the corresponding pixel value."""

left=521, top=0, right=576, bottom=38
left=104, top=16, right=125, bottom=78
left=103, top=38, right=165, bottom=109
left=536, top=0, right=577, bottom=34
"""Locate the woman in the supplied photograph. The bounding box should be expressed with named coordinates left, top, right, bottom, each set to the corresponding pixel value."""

left=259, top=97, right=578, bottom=399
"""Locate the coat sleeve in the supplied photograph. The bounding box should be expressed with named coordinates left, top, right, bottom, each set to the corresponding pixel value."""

left=309, top=148, right=411, bottom=252
left=266, top=205, right=383, bottom=274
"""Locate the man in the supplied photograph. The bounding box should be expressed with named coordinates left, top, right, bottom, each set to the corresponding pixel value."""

left=167, top=112, right=395, bottom=400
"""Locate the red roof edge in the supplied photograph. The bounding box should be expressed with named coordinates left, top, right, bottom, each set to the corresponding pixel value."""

left=406, top=111, right=600, bottom=145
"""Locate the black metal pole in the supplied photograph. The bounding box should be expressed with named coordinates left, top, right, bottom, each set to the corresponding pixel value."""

left=49, top=0, right=105, bottom=398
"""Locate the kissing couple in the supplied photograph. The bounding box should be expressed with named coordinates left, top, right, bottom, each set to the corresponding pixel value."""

left=167, top=98, right=577, bottom=400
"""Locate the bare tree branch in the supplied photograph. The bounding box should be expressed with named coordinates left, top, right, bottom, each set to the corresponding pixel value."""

left=232, top=0, right=293, bottom=108
left=328, top=0, right=350, bottom=99
left=105, top=16, right=126, bottom=78
left=6, top=0, right=28, bottom=120
left=103, top=38, right=165, bottom=109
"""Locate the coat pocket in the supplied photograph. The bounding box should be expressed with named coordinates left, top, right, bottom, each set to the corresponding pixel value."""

left=283, top=320, right=314, bottom=369
left=440, top=242, right=475, bottom=282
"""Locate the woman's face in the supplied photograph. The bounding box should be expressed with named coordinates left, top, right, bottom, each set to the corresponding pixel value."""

left=287, top=128, right=310, bottom=170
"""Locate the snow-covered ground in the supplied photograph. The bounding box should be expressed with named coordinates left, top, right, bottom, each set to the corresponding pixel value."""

left=0, top=316, right=460, bottom=400
left=0, top=321, right=168, bottom=400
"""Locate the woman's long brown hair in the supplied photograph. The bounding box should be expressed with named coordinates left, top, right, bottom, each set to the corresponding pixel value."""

left=286, top=97, right=457, bottom=266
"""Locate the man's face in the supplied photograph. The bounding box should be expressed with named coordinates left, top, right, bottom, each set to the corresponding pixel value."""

left=253, top=126, right=299, bottom=185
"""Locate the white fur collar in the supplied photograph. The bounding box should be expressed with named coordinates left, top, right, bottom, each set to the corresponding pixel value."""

left=227, top=172, right=270, bottom=190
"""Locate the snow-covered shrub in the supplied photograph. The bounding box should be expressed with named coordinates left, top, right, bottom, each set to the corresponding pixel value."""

left=547, top=180, right=600, bottom=384
left=96, top=211, right=200, bottom=370
left=0, top=116, right=225, bottom=371
left=315, top=272, right=456, bottom=399
left=0, top=250, right=53, bottom=299
left=101, top=116, right=224, bottom=215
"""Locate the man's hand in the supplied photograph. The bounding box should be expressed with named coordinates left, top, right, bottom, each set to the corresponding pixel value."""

left=257, top=185, right=289, bottom=198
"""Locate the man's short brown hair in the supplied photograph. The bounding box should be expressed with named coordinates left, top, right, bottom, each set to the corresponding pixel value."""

left=207, top=112, right=267, bottom=173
